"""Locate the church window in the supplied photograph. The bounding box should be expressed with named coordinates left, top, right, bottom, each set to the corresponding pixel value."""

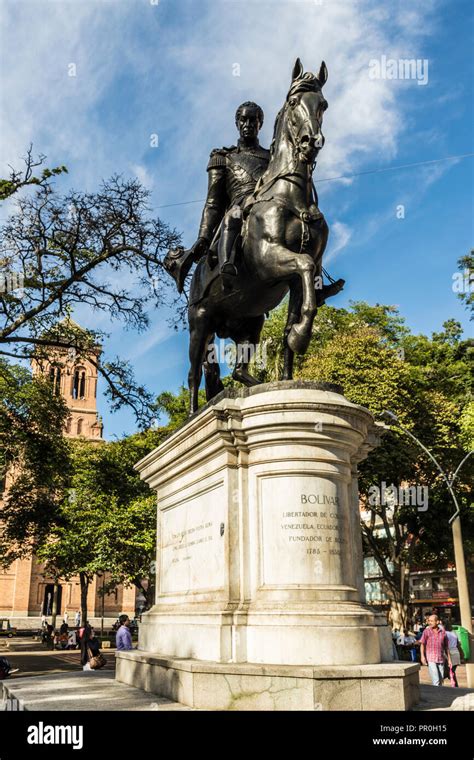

left=79, top=371, right=86, bottom=398
left=49, top=366, right=61, bottom=395
left=72, top=368, right=87, bottom=399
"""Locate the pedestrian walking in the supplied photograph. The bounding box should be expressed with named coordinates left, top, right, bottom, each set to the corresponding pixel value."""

left=397, top=630, right=417, bottom=662
left=444, top=622, right=463, bottom=687
left=45, top=623, right=54, bottom=650
left=420, top=614, right=452, bottom=686
left=75, top=610, right=81, bottom=627
left=115, top=614, right=133, bottom=651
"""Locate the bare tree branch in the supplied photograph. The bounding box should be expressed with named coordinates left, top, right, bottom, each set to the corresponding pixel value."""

left=0, top=168, right=183, bottom=426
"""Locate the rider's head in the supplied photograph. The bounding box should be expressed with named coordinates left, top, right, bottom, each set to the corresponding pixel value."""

left=235, top=102, right=264, bottom=143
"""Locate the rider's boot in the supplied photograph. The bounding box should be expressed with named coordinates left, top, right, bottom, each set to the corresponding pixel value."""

left=315, top=278, right=345, bottom=307
left=164, top=247, right=196, bottom=294
left=218, top=216, right=240, bottom=284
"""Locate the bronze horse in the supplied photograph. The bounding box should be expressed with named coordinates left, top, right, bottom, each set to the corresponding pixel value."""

left=187, top=59, right=343, bottom=413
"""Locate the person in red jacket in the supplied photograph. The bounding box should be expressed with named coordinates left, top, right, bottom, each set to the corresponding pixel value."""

left=420, top=614, right=452, bottom=686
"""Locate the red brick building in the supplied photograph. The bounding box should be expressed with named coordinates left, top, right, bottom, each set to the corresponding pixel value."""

left=0, top=325, right=137, bottom=628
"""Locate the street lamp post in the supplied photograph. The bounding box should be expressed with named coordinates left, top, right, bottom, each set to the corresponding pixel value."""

left=382, top=410, right=474, bottom=687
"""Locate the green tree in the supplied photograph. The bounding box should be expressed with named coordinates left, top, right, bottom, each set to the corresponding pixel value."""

left=0, top=145, right=67, bottom=201
left=155, top=385, right=207, bottom=429
left=455, top=250, right=473, bottom=319
left=258, top=302, right=473, bottom=628
left=36, top=430, right=164, bottom=623
left=254, top=300, right=410, bottom=382
left=0, top=359, right=71, bottom=565
left=93, top=494, right=157, bottom=611
left=36, top=488, right=104, bottom=629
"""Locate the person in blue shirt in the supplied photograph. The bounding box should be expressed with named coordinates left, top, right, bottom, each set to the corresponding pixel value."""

left=115, top=614, right=133, bottom=651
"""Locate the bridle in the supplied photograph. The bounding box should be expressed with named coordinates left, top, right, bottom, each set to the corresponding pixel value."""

left=246, top=83, right=326, bottom=208
left=286, top=100, right=324, bottom=169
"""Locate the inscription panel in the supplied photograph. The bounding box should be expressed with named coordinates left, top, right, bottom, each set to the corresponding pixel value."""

left=160, top=484, right=225, bottom=594
left=260, top=475, right=347, bottom=586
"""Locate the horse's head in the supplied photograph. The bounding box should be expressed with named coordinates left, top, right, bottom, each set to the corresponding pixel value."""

left=286, top=58, right=328, bottom=165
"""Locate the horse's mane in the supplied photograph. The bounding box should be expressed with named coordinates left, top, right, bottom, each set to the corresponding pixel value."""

left=270, top=71, right=322, bottom=157
left=270, top=107, right=284, bottom=157
left=287, top=71, right=322, bottom=98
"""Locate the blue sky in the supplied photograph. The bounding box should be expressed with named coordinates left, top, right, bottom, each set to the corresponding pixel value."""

left=1, top=0, right=473, bottom=438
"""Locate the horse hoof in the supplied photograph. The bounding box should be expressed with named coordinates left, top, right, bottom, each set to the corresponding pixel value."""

left=287, top=324, right=311, bottom=354
left=232, top=369, right=260, bottom=387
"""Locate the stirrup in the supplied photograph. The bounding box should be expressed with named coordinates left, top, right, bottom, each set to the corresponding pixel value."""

left=220, top=262, right=238, bottom=277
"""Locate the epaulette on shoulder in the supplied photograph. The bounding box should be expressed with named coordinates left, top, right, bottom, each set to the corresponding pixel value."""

left=207, top=145, right=236, bottom=170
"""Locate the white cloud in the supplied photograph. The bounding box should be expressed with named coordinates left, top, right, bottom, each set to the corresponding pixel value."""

left=1, top=0, right=439, bottom=216
left=160, top=0, right=437, bottom=194
left=0, top=0, right=143, bottom=185
left=325, top=221, right=352, bottom=263
left=0, top=0, right=449, bottom=435
left=130, top=163, right=154, bottom=190
left=127, top=322, right=172, bottom=361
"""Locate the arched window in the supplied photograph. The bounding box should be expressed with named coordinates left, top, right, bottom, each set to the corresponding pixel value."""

left=49, top=366, right=61, bottom=396
left=72, top=372, right=78, bottom=399
left=79, top=371, right=86, bottom=398
left=72, top=368, right=86, bottom=399
left=65, top=418, right=71, bottom=434
left=77, top=418, right=83, bottom=435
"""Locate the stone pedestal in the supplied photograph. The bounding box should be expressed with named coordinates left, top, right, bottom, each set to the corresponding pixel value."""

left=116, top=382, right=419, bottom=709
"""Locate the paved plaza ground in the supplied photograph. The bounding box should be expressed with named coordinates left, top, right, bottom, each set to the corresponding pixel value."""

left=1, top=639, right=473, bottom=711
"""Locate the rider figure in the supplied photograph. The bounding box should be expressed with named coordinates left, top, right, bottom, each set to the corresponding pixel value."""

left=166, top=102, right=270, bottom=292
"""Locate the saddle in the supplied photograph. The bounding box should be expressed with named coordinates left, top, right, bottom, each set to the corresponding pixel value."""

left=189, top=234, right=244, bottom=307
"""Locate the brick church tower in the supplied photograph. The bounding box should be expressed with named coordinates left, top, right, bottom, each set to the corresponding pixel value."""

left=0, top=321, right=137, bottom=627
left=31, top=319, right=104, bottom=441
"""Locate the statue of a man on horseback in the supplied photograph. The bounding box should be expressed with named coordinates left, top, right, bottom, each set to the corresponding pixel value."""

left=164, top=59, right=344, bottom=413
left=165, top=101, right=271, bottom=292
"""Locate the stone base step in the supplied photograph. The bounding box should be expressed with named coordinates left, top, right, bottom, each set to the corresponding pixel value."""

left=116, top=651, right=420, bottom=710
left=1, top=670, right=193, bottom=711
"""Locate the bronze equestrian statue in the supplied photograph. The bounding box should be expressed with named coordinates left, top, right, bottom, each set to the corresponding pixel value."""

left=168, top=100, right=270, bottom=291
left=165, top=59, right=344, bottom=413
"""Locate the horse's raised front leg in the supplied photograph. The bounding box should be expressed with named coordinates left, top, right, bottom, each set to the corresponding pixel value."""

left=261, top=242, right=317, bottom=354
left=287, top=255, right=317, bottom=354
